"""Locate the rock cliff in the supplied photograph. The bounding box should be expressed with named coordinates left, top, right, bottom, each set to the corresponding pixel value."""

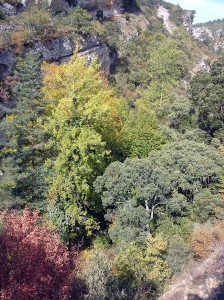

left=0, top=34, right=111, bottom=81
left=191, top=22, right=224, bottom=53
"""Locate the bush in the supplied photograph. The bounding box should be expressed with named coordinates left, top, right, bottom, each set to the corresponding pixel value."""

left=0, top=208, right=74, bottom=299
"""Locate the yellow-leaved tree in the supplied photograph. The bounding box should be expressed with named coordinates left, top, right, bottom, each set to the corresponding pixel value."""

left=41, top=53, right=124, bottom=242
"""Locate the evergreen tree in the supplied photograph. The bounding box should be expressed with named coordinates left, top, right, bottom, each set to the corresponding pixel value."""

left=190, top=54, right=224, bottom=139
left=0, top=51, right=48, bottom=209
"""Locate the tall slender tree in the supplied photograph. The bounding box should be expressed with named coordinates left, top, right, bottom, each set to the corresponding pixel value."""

left=0, top=51, right=48, bottom=209
left=41, top=53, right=124, bottom=242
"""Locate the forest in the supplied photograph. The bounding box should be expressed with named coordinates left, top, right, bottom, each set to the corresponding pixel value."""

left=0, top=0, right=223, bottom=299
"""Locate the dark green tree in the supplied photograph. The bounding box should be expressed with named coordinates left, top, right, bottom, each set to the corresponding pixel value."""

left=190, top=55, right=224, bottom=140
left=94, top=140, right=222, bottom=238
left=0, top=51, right=48, bottom=209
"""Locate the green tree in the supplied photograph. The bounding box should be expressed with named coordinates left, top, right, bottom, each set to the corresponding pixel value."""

left=95, top=140, right=222, bottom=236
left=0, top=51, right=47, bottom=209
left=120, top=108, right=166, bottom=158
left=41, top=53, right=124, bottom=242
left=80, top=251, right=127, bottom=300
left=190, top=54, right=224, bottom=139
left=141, top=37, right=189, bottom=110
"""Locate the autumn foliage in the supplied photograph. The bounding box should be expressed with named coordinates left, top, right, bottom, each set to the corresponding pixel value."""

left=192, top=221, right=224, bottom=260
left=0, top=208, right=73, bottom=300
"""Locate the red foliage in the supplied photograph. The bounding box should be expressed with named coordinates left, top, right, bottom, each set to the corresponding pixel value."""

left=0, top=208, right=74, bottom=300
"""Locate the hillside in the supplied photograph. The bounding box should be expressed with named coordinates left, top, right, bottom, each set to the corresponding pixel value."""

left=0, top=0, right=223, bottom=299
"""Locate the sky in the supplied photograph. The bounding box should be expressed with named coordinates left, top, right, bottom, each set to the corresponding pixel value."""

left=167, top=0, right=224, bottom=23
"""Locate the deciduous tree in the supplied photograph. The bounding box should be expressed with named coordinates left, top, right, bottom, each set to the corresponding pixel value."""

left=0, top=208, right=73, bottom=300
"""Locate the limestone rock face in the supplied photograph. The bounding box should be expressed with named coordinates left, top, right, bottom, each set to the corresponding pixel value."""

left=0, top=3, right=16, bottom=16
left=157, top=6, right=176, bottom=34
left=77, top=0, right=124, bottom=15
left=191, top=25, right=224, bottom=53
left=0, top=34, right=111, bottom=81
left=159, top=245, right=224, bottom=300
left=0, top=51, right=15, bottom=80
left=182, top=10, right=194, bottom=31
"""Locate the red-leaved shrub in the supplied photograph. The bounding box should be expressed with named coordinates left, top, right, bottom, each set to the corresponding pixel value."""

left=0, top=208, right=74, bottom=300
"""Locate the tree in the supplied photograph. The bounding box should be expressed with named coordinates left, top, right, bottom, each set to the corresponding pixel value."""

left=0, top=208, right=73, bottom=300
left=120, top=108, right=166, bottom=158
left=115, top=236, right=171, bottom=298
left=95, top=140, right=222, bottom=236
left=0, top=52, right=48, bottom=209
left=141, top=37, right=188, bottom=110
left=190, top=54, right=224, bottom=139
left=79, top=250, right=127, bottom=300
left=41, top=53, right=124, bottom=241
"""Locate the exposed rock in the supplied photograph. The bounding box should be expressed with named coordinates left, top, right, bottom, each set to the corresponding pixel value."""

left=157, top=6, right=176, bottom=34
left=29, top=35, right=75, bottom=62
left=159, top=244, right=224, bottom=300
left=77, top=35, right=110, bottom=74
left=49, top=0, right=69, bottom=13
left=0, top=3, right=17, bottom=16
left=191, top=54, right=210, bottom=75
left=0, top=51, right=15, bottom=80
left=0, top=34, right=111, bottom=81
left=191, top=26, right=213, bottom=40
left=182, top=10, right=194, bottom=32
left=77, top=0, right=124, bottom=17
left=191, top=25, right=224, bottom=53
left=182, top=11, right=193, bottom=27
left=0, top=24, right=14, bottom=32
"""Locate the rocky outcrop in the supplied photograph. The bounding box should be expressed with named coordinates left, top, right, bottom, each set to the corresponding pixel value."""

left=159, top=244, right=224, bottom=300
left=157, top=6, right=176, bottom=34
left=0, top=3, right=17, bottom=16
left=77, top=0, right=124, bottom=16
left=182, top=10, right=194, bottom=32
left=0, top=34, right=111, bottom=81
left=190, top=25, right=224, bottom=53
left=0, top=51, right=16, bottom=80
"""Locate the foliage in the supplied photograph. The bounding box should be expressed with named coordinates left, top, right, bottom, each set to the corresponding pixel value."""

left=102, top=22, right=121, bottom=49
left=0, top=208, right=73, bottom=299
left=191, top=189, right=224, bottom=223
left=95, top=140, right=222, bottom=230
left=167, top=94, right=195, bottom=132
left=9, top=8, right=55, bottom=42
left=190, top=54, right=224, bottom=139
left=0, top=52, right=48, bottom=209
left=166, top=234, right=191, bottom=273
left=56, top=7, right=100, bottom=37
left=115, top=236, right=171, bottom=297
left=108, top=204, right=149, bottom=244
left=41, top=53, right=124, bottom=241
left=192, top=221, right=224, bottom=260
left=79, top=250, right=127, bottom=300
left=120, top=108, right=166, bottom=158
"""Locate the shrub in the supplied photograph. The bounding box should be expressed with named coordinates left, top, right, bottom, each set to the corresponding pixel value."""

left=0, top=208, right=74, bottom=300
